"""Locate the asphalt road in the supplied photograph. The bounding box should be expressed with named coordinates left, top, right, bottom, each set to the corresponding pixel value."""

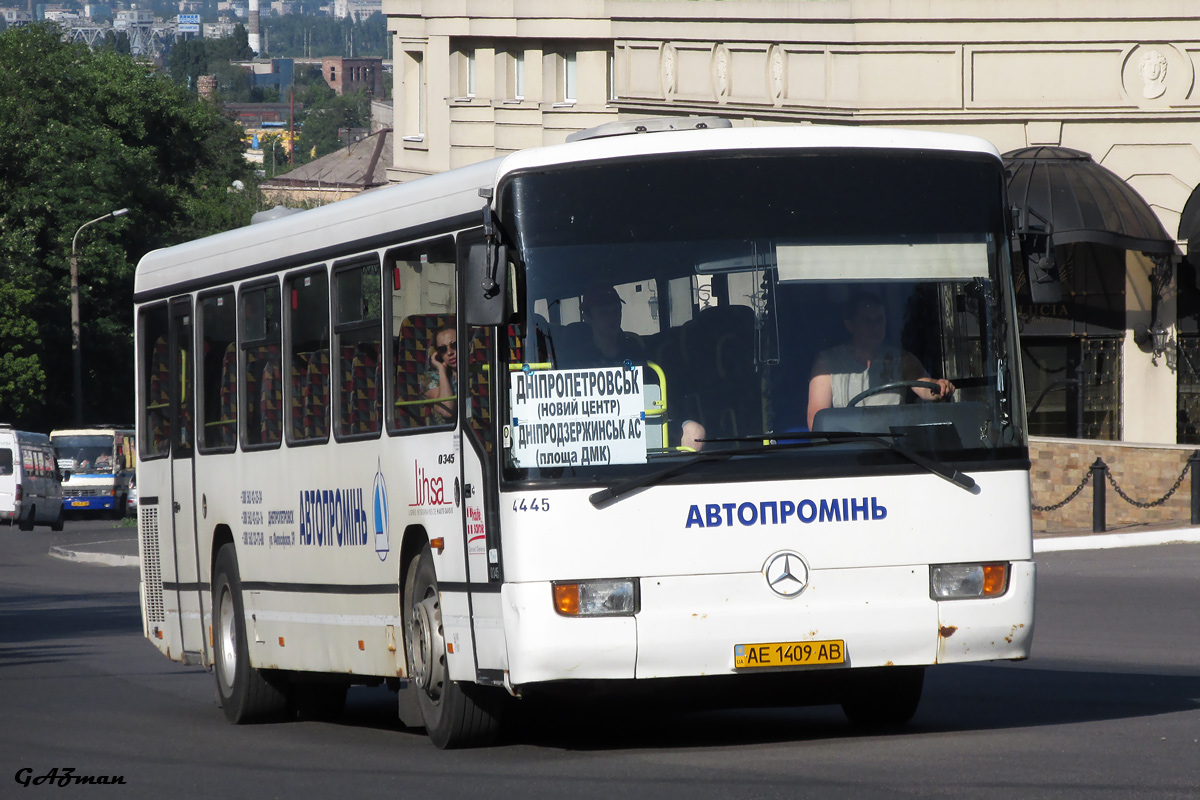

left=1, top=518, right=1198, bottom=799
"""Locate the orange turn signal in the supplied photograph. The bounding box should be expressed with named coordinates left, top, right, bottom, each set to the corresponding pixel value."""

left=430, top=537, right=445, bottom=554
left=553, top=583, right=580, bottom=616
left=981, top=564, right=1008, bottom=597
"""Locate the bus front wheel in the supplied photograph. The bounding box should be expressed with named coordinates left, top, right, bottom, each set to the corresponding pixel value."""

left=403, top=545, right=504, bottom=748
left=840, top=665, right=925, bottom=729
left=212, top=544, right=288, bottom=723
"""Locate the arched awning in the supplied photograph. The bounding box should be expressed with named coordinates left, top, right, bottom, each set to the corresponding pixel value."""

left=1178, top=182, right=1200, bottom=259
left=1003, top=146, right=1174, bottom=254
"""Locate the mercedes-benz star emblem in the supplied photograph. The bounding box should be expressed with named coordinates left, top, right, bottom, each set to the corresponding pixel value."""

left=763, top=551, right=809, bottom=598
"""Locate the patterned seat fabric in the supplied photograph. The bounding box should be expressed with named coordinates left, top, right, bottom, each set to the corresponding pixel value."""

left=305, top=349, right=331, bottom=439
left=148, top=336, right=171, bottom=454
left=258, top=345, right=282, bottom=444
left=217, top=343, right=237, bottom=448
left=349, top=344, right=379, bottom=434
left=395, top=313, right=455, bottom=428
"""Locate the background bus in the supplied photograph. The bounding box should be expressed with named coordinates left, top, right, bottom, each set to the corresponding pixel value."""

left=134, top=120, right=1034, bottom=748
left=51, top=427, right=135, bottom=518
left=1, top=425, right=63, bottom=530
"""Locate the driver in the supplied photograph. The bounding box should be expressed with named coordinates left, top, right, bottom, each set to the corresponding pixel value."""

left=807, top=291, right=954, bottom=429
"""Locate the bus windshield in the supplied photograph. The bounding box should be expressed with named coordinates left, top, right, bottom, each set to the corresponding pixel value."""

left=52, top=434, right=118, bottom=475
left=501, top=150, right=1026, bottom=485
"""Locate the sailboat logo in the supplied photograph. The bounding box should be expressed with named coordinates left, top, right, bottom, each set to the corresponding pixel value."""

left=373, top=462, right=390, bottom=562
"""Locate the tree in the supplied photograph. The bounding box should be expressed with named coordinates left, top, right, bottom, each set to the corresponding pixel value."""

left=169, top=37, right=209, bottom=90
left=294, top=89, right=370, bottom=164
left=0, top=24, right=258, bottom=431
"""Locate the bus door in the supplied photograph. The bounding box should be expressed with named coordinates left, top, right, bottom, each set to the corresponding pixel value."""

left=460, top=314, right=508, bottom=681
left=168, top=298, right=206, bottom=662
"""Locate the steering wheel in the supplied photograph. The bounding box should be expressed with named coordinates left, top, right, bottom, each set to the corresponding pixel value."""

left=847, top=380, right=944, bottom=408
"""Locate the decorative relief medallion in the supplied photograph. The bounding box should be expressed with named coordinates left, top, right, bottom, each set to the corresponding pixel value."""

left=713, top=44, right=730, bottom=99
left=768, top=44, right=787, bottom=100
left=660, top=43, right=677, bottom=98
left=1138, top=48, right=1168, bottom=99
left=1121, top=43, right=1192, bottom=106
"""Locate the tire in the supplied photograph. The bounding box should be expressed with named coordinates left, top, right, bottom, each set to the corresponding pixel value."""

left=212, top=544, right=289, bottom=723
left=404, top=545, right=504, bottom=748
left=50, top=506, right=64, bottom=532
left=18, top=506, right=34, bottom=531
left=840, top=666, right=925, bottom=729
left=111, top=499, right=125, bottom=521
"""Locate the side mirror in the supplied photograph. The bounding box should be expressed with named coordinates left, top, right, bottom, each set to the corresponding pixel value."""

left=464, top=241, right=510, bottom=326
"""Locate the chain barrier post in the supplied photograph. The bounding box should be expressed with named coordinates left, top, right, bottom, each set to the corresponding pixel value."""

left=1091, top=457, right=1106, bottom=533
left=1191, top=451, right=1200, bottom=526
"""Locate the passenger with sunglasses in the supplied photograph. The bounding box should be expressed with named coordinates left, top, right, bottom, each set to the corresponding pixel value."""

left=423, top=326, right=457, bottom=421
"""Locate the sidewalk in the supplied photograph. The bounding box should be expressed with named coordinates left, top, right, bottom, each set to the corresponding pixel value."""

left=1033, top=518, right=1200, bottom=552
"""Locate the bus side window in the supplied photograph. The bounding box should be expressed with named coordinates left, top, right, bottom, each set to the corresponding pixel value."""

left=140, top=304, right=172, bottom=459
left=200, top=290, right=238, bottom=452
left=286, top=268, right=330, bottom=444
left=240, top=281, right=283, bottom=449
left=385, top=237, right=457, bottom=433
left=334, top=259, right=382, bottom=438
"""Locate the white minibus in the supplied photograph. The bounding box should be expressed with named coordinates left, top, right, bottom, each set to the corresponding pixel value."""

left=1, top=425, right=64, bottom=531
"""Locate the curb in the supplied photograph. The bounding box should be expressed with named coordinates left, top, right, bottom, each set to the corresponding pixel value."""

left=48, top=546, right=139, bottom=568
left=1034, top=527, right=1200, bottom=553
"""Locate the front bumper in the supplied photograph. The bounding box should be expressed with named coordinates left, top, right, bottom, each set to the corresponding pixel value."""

left=502, top=562, right=1035, bottom=686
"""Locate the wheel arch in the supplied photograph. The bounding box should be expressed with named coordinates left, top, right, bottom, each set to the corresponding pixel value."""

left=398, top=523, right=429, bottom=597
left=211, top=524, right=235, bottom=583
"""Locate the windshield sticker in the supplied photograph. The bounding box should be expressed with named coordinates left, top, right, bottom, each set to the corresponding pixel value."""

left=509, top=366, right=647, bottom=467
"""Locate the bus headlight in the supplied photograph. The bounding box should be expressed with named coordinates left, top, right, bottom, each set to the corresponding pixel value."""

left=553, top=579, right=639, bottom=617
left=930, top=563, right=1009, bottom=600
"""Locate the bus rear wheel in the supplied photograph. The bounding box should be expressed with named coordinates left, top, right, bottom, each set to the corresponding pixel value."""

left=212, top=544, right=288, bottom=723
left=18, top=507, right=34, bottom=531
left=840, top=666, right=925, bottom=729
left=403, top=545, right=504, bottom=748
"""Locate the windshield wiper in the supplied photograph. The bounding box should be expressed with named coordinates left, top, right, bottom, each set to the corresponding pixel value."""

left=589, top=430, right=975, bottom=508
left=589, top=449, right=734, bottom=508
left=700, top=431, right=975, bottom=491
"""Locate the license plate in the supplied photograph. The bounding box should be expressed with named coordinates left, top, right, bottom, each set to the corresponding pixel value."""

left=71, top=501, right=90, bottom=507
left=734, top=639, right=845, bottom=669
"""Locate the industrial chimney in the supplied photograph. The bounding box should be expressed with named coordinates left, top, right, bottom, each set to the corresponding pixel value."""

left=248, top=0, right=261, bottom=55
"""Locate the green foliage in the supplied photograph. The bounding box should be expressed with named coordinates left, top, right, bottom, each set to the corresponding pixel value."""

left=263, top=12, right=388, bottom=58
left=168, top=25, right=254, bottom=95
left=0, top=279, right=46, bottom=421
left=294, top=89, right=370, bottom=164
left=0, top=24, right=258, bottom=431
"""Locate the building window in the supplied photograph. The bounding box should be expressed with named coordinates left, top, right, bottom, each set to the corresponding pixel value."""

left=563, top=51, right=577, bottom=103
left=504, top=50, right=525, bottom=101
left=404, top=50, right=425, bottom=141
left=454, top=49, right=476, bottom=99
left=1022, top=336, right=1121, bottom=440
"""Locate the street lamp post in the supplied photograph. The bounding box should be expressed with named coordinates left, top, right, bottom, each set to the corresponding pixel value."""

left=71, top=208, right=129, bottom=426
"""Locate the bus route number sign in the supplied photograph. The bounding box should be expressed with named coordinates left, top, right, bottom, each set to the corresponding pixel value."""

left=734, top=639, right=845, bottom=669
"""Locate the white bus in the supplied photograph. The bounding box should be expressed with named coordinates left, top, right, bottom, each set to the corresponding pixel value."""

left=50, top=427, right=136, bottom=518
left=134, top=120, right=1034, bottom=748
